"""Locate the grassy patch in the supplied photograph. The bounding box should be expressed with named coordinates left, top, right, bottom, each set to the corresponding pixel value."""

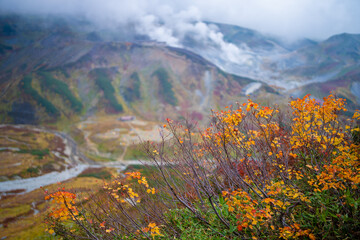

left=122, top=72, right=141, bottom=102
left=166, top=206, right=235, bottom=239
left=124, top=164, right=160, bottom=178
left=84, top=152, right=115, bottom=162
left=124, top=144, right=149, bottom=160
left=96, top=140, right=124, bottom=156
left=21, top=75, right=59, bottom=116
left=69, top=127, right=85, bottom=146
left=78, top=168, right=112, bottom=180
left=38, top=71, right=83, bottom=112
left=18, top=148, right=49, bottom=159
left=0, top=204, right=32, bottom=223
left=152, top=68, right=177, bottom=106
left=93, top=68, right=123, bottom=112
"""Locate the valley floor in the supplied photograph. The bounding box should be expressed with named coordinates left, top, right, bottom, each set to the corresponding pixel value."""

left=0, top=119, right=163, bottom=239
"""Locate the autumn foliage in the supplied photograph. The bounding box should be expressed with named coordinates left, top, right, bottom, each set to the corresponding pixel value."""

left=45, top=94, right=360, bottom=239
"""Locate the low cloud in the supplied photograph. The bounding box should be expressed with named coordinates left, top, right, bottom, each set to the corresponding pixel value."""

left=1, top=0, right=359, bottom=41
left=0, top=0, right=359, bottom=66
left=133, top=6, right=251, bottom=64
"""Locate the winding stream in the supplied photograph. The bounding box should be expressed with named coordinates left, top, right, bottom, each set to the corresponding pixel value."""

left=0, top=125, right=139, bottom=194
left=0, top=164, right=90, bottom=193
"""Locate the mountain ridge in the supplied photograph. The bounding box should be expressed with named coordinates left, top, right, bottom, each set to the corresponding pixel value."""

left=0, top=21, right=265, bottom=125
left=0, top=14, right=359, bottom=126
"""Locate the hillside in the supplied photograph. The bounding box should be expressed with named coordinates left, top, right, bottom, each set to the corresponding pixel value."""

left=187, top=22, right=360, bottom=106
left=1, top=14, right=359, bottom=127
left=0, top=14, right=270, bottom=126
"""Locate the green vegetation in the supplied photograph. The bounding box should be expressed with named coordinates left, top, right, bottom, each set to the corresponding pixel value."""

left=124, top=164, right=158, bottom=175
left=93, top=69, right=123, bottom=112
left=124, top=144, right=148, bottom=160
left=166, top=204, right=236, bottom=239
left=18, top=148, right=49, bottom=159
left=38, top=72, right=82, bottom=112
left=122, top=72, right=141, bottom=102
left=21, top=75, right=59, bottom=116
left=69, top=127, right=85, bottom=145
left=0, top=204, right=32, bottom=222
left=78, top=169, right=112, bottom=180
left=96, top=140, right=124, bottom=156
left=152, top=68, right=177, bottom=106
left=26, top=166, right=40, bottom=174
left=18, top=166, right=42, bottom=178
left=85, top=152, right=115, bottom=163
left=130, top=72, right=141, bottom=99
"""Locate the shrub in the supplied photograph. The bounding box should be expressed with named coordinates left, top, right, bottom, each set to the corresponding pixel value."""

left=152, top=68, right=177, bottom=106
left=18, top=148, right=49, bottom=159
left=78, top=169, right=112, bottom=180
left=93, top=69, right=123, bottom=112
left=21, top=75, right=59, bottom=116
left=44, top=94, right=360, bottom=239
left=122, top=72, right=141, bottom=103
left=38, top=72, right=83, bottom=113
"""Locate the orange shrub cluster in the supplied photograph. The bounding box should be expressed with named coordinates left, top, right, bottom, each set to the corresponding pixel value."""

left=44, top=94, right=359, bottom=239
left=45, top=190, right=78, bottom=221
left=206, top=94, right=359, bottom=239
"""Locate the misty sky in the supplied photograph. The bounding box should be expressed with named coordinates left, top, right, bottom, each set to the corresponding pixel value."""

left=1, top=0, right=359, bottom=41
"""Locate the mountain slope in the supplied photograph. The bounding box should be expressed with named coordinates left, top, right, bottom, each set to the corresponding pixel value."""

left=1, top=14, right=359, bottom=126
left=0, top=15, right=267, bottom=125
left=190, top=22, right=359, bottom=107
